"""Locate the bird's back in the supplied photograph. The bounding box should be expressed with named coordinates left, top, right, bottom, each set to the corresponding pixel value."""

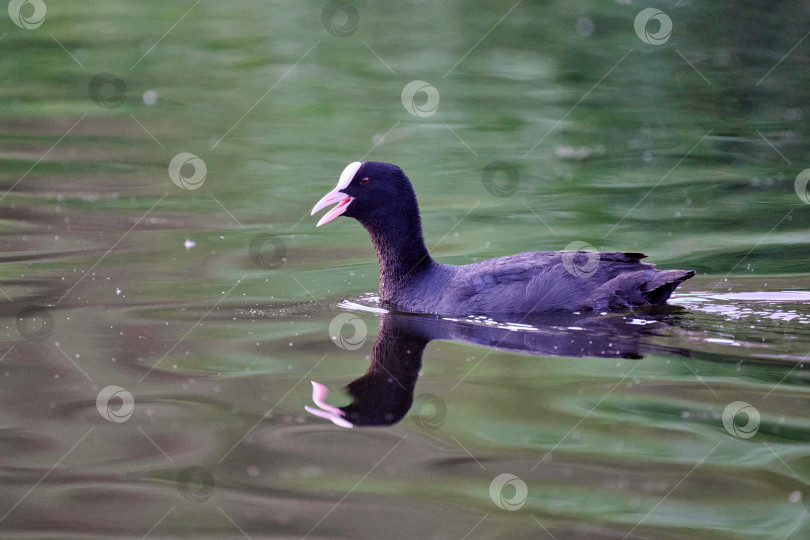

left=397, top=251, right=694, bottom=315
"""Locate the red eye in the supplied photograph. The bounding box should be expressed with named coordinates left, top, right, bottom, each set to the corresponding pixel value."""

left=360, top=177, right=370, bottom=185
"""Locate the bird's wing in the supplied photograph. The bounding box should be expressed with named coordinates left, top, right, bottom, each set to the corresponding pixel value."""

left=443, top=251, right=654, bottom=313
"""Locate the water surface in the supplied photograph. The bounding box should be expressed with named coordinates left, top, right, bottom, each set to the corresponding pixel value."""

left=2, top=1, right=810, bottom=538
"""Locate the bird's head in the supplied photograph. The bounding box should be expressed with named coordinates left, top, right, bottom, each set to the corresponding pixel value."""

left=311, top=161, right=417, bottom=227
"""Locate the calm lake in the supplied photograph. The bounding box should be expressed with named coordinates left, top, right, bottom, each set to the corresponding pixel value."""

left=2, top=1, right=810, bottom=538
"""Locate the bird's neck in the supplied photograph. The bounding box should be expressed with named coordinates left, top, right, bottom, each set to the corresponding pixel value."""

left=361, top=212, right=432, bottom=299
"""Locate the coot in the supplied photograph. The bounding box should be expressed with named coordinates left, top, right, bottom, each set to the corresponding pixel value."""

left=311, top=161, right=694, bottom=314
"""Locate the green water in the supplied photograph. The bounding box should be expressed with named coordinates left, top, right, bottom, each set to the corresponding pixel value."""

left=2, top=1, right=810, bottom=538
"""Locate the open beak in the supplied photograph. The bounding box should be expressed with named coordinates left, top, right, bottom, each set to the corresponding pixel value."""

left=311, top=189, right=354, bottom=227
left=311, top=161, right=363, bottom=227
left=304, top=381, right=353, bottom=428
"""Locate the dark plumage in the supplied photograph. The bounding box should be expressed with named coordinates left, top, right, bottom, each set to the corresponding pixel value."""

left=311, top=161, right=694, bottom=315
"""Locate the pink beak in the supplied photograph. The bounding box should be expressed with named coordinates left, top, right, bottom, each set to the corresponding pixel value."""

left=304, top=381, right=353, bottom=428
left=311, top=188, right=354, bottom=227
left=312, top=161, right=363, bottom=227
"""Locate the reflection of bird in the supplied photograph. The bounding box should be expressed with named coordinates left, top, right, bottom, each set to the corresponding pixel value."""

left=306, top=312, right=428, bottom=428
left=305, top=309, right=690, bottom=428
left=312, top=161, right=694, bottom=315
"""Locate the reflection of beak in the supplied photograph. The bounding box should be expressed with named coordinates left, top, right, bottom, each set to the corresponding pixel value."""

left=311, top=189, right=354, bottom=227
left=304, top=381, right=354, bottom=428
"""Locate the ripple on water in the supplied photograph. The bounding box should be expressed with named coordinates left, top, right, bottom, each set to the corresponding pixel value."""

left=672, top=290, right=810, bottom=323
left=0, top=427, right=54, bottom=458
left=242, top=298, right=340, bottom=319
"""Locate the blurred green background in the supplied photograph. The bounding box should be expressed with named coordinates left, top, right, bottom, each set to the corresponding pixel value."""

left=1, top=1, right=810, bottom=538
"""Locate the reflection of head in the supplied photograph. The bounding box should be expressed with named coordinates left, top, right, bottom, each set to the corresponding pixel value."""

left=339, top=353, right=420, bottom=426
left=307, top=312, right=429, bottom=427
left=304, top=368, right=420, bottom=427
